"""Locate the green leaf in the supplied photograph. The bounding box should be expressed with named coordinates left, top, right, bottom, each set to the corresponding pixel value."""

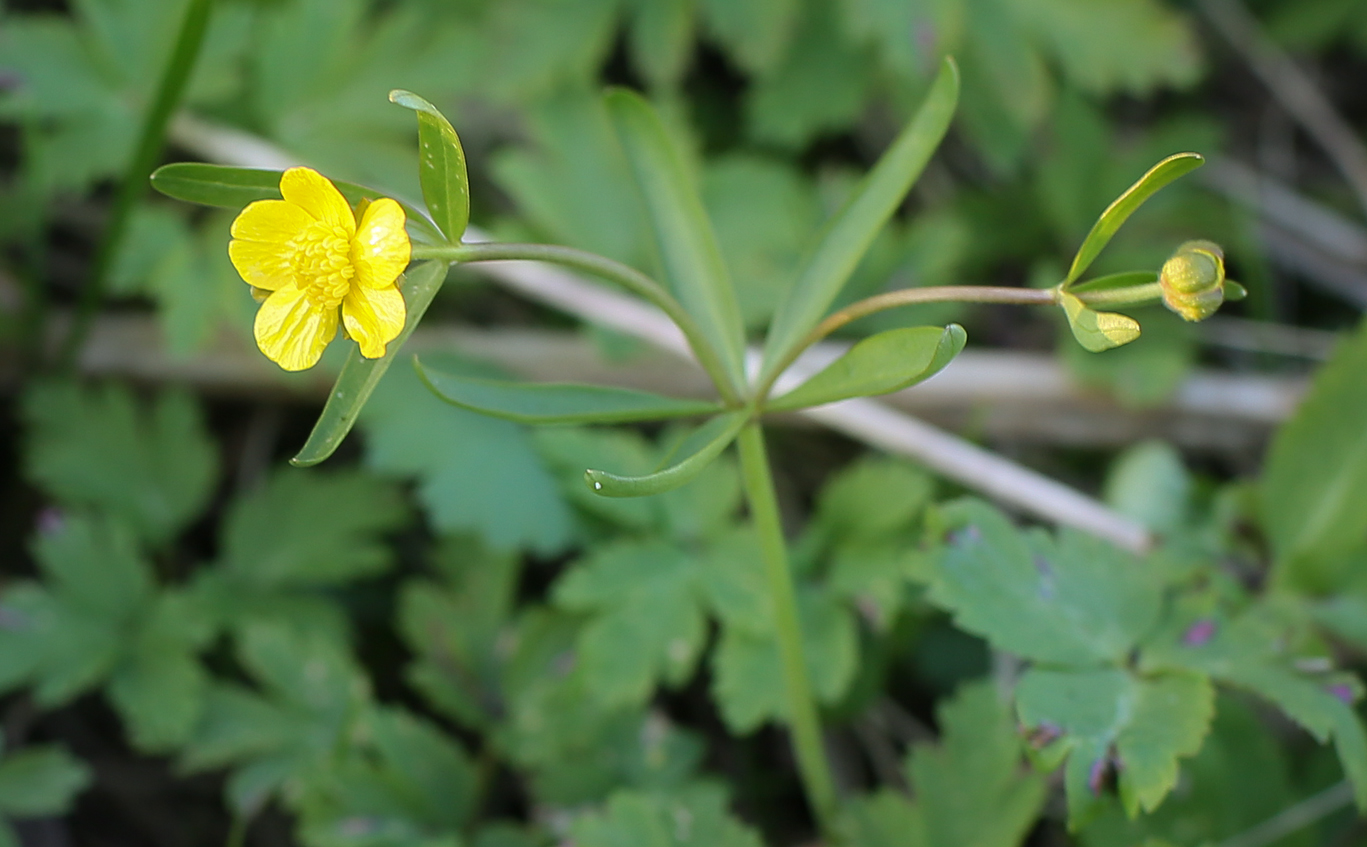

left=554, top=540, right=707, bottom=707
left=149, top=163, right=445, bottom=245
left=1059, top=291, right=1141, bottom=352
left=928, top=500, right=1163, bottom=665
left=22, top=381, right=217, bottom=545
left=1063, top=311, right=1192, bottom=405
left=0, top=746, right=91, bottom=818
left=1064, top=153, right=1204, bottom=286
left=761, top=58, right=959, bottom=375
left=627, top=0, right=696, bottom=88
left=1016, top=667, right=1215, bottom=824
left=219, top=469, right=408, bottom=588
left=416, top=362, right=722, bottom=425
left=571, top=784, right=764, bottom=847
left=837, top=791, right=928, bottom=847
left=605, top=87, right=748, bottom=388
left=697, top=0, right=799, bottom=73
left=585, top=412, right=747, bottom=498
left=107, top=590, right=213, bottom=752
left=908, top=681, right=1048, bottom=847
left=1104, top=440, right=1192, bottom=534
left=292, top=261, right=448, bottom=467
left=767, top=324, right=966, bottom=412
left=359, top=352, right=574, bottom=554
left=389, top=89, right=470, bottom=244
left=815, top=456, right=934, bottom=542
left=1261, top=321, right=1367, bottom=589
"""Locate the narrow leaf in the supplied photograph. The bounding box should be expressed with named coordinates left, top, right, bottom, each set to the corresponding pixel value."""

left=585, top=412, right=746, bottom=498
left=1060, top=291, right=1141, bottom=352
left=767, top=324, right=965, bottom=412
left=605, top=88, right=748, bottom=387
left=291, top=261, right=448, bottom=467
left=761, top=58, right=959, bottom=375
left=1064, top=153, right=1204, bottom=286
left=150, top=163, right=444, bottom=244
left=415, top=363, right=722, bottom=425
left=389, top=90, right=470, bottom=244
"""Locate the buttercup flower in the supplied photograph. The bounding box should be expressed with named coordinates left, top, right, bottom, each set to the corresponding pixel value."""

left=228, top=167, right=411, bottom=371
left=1160, top=239, right=1225, bottom=322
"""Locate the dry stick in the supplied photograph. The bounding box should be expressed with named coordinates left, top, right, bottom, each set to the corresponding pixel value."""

left=1199, top=0, right=1367, bottom=219
left=166, top=117, right=1154, bottom=553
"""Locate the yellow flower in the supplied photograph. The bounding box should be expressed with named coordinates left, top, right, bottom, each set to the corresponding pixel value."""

left=228, top=167, right=411, bottom=371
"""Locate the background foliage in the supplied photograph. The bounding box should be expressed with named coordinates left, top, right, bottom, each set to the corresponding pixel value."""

left=2, top=0, right=1367, bottom=844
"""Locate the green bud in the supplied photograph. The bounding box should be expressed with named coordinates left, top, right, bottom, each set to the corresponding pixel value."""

left=1160, top=240, right=1225, bottom=322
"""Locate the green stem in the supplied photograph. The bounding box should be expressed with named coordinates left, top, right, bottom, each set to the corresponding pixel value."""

left=735, top=422, right=838, bottom=832
left=1072, top=280, right=1164, bottom=306
left=61, top=0, right=215, bottom=368
left=414, top=241, right=741, bottom=404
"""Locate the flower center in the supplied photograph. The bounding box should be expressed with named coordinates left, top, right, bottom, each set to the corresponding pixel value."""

left=289, top=221, right=355, bottom=307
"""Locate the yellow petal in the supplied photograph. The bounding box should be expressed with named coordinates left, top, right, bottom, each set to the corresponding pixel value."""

left=254, top=286, right=338, bottom=371
left=341, top=283, right=406, bottom=358
left=280, top=167, right=355, bottom=235
left=228, top=200, right=313, bottom=289
left=351, top=197, right=411, bottom=289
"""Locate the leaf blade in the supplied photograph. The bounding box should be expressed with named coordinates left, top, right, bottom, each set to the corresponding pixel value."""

left=390, top=89, right=470, bottom=244
left=416, top=362, right=723, bottom=425
left=1060, top=291, right=1141, bottom=352
left=766, top=324, right=965, bottom=412
left=1064, top=153, right=1204, bottom=285
left=605, top=87, right=748, bottom=387
left=290, top=261, right=448, bottom=467
left=761, top=58, right=959, bottom=375
left=585, top=411, right=747, bottom=498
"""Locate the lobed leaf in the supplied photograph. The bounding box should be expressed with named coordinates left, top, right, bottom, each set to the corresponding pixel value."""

left=1064, top=153, right=1204, bottom=286
left=766, top=324, right=965, bottom=412
left=605, top=87, right=748, bottom=388
left=416, top=362, right=722, bottom=425
left=571, top=784, right=764, bottom=847
left=390, top=89, right=471, bottom=244
left=761, top=58, right=959, bottom=376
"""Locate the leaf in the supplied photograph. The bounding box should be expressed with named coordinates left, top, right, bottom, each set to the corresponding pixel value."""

left=761, top=58, right=959, bottom=375
left=928, top=500, right=1163, bottom=665
left=553, top=540, right=707, bottom=707
left=150, top=163, right=446, bottom=245
left=416, top=362, right=722, bottom=425
left=908, top=681, right=1048, bottom=847
left=815, top=456, right=934, bottom=542
left=1261, top=321, right=1367, bottom=589
left=837, top=791, right=928, bottom=847
left=359, top=352, right=574, bottom=554
left=22, top=381, right=217, bottom=545
left=697, top=0, right=800, bottom=73
left=0, top=746, right=91, bottom=818
left=1064, top=153, right=1204, bottom=285
left=605, top=87, right=748, bottom=388
left=571, top=784, right=764, bottom=847
left=767, top=324, right=965, bottom=411
left=627, top=0, right=696, bottom=88
left=107, top=590, right=212, bottom=752
left=218, top=469, right=408, bottom=588
left=585, top=412, right=747, bottom=498
left=1016, top=667, right=1215, bottom=824
left=292, top=261, right=448, bottom=467
left=1063, top=310, right=1192, bottom=405
left=1104, top=440, right=1192, bottom=534
left=390, top=89, right=470, bottom=244
left=1059, top=291, right=1142, bottom=352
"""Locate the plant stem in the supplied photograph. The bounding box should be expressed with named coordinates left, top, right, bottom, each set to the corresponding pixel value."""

left=735, top=422, right=838, bottom=832
left=61, top=0, right=215, bottom=368
left=413, top=241, right=742, bottom=404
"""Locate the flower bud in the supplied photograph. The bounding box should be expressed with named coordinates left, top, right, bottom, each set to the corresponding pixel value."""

left=1160, top=240, right=1225, bottom=322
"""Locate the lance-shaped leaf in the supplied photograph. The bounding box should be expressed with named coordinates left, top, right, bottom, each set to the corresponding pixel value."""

left=766, top=324, right=965, bottom=412
left=605, top=88, right=748, bottom=388
left=585, top=412, right=746, bottom=498
left=761, top=58, right=959, bottom=377
left=150, top=163, right=445, bottom=244
left=291, top=261, right=447, bottom=467
left=390, top=90, right=470, bottom=245
left=1064, top=153, right=1204, bottom=287
left=415, top=362, right=722, bottom=425
left=1060, top=291, right=1141, bottom=352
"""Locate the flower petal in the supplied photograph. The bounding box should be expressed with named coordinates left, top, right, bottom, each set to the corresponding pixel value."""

left=254, top=286, right=338, bottom=371
left=280, top=167, right=355, bottom=234
left=342, top=283, right=406, bottom=358
left=351, top=197, right=411, bottom=289
left=228, top=200, right=313, bottom=289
